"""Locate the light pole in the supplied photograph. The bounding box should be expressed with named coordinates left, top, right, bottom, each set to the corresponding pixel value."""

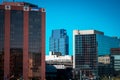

left=80, top=70, right=82, bottom=80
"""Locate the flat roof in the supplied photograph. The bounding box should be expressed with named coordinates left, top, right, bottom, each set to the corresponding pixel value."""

left=2, top=2, right=38, bottom=8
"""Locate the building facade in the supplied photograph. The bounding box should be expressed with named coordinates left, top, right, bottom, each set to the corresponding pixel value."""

left=0, top=2, right=45, bottom=80
left=73, top=30, right=98, bottom=80
left=98, top=55, right=110, bottom=64
left=46, top=54, right=73, bottom=80
left=98, top=55, right=114, bottom=78
left=73, top=30, right=120, bottom=80
left=49, top=29, right=69, bottom=55
left=110, top=48, right=120, bottom=76
left=98, top=63, right=114, bottom=78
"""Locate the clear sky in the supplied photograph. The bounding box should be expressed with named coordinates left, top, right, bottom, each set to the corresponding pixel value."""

left=0, top=0, right=120, bottom=55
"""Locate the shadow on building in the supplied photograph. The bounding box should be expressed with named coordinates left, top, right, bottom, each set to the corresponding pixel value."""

left=46, top=64, right=73, bottom=80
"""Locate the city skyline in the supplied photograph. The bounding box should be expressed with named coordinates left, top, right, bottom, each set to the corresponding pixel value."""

left=1, top=0, right=120, bottom=55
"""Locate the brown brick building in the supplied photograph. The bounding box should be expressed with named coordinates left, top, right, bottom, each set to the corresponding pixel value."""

left=0, top=2, right=45, bottom=80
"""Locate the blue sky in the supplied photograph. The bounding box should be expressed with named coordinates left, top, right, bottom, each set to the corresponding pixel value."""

left=0, top=0, right=120, bottom=55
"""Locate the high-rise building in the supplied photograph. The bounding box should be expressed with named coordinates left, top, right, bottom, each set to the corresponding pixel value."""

left=110, top=48, right=120, bottom=76
left=0, top=2, right=45, bottom=80
left=73, top=30, right=120, bottom=80
left=49, top=29, right=69, bottom=55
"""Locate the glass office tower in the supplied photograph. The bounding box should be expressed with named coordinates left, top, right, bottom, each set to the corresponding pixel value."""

left=96, top=35, right=120, bottom=55
left=0, top=2, right=45, bottom=80
left=49, top=29, right=69, bottom=55
left=73, top=30, right=120, bottom=80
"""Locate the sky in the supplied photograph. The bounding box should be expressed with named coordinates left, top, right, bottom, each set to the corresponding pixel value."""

left=0, top=0, right=120, bottom=55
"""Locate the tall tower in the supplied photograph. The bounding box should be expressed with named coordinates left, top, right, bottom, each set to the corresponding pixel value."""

left=49, top=29, right=69, bottom=55
left=0, top=2, right=45, bottom=80
left=73, top=30, right=98, bottom=80
left=73, top=30, right=120, bottom=80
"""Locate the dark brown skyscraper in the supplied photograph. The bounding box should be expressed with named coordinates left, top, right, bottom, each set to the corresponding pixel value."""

left=0, top=2, right=45, bottom=80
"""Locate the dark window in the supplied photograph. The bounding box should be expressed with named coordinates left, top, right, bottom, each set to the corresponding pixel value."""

left=28, top=11, right=42, bottom=78
left=10, top=10, right=23, bottom=78
left=0, top=9, right=4, bottom=80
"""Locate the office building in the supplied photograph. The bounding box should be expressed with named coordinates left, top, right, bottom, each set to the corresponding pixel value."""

left=49, top=29, right=69, bottom=55
left=110, top=48, right=120, bottom=76
left=73, top=30, right=98, bottom=80
left=98, top=55, right=110, bottom=64
left=73, top=30, right=120, bottom=80
left=98, top=55, right=114, bottom=78
left=0, top=2, right=45, bottom=80
left=46, top=52, right=72, bottom=66
left=46, top=53, right=73, bottom=80
left=98, top=63, right=114, bottom=78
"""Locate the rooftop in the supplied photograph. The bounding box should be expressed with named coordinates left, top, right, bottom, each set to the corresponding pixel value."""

left=2, top=2, right=38, bottom=8
left=73, top=30, right=104, bottom=35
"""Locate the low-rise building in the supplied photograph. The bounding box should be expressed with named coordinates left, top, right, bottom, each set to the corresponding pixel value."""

left=110, top=48, right=120, bottom=76
left=98, top=55, right=110, bottom=64
left=98, top=55, right=114, bottom=78
left=46, top=52, right=73, bottom=80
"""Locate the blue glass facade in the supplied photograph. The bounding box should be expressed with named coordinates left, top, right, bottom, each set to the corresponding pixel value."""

left=96, top=34, right=120, bottom=55
left=49, top=29, right=69, bottom=55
